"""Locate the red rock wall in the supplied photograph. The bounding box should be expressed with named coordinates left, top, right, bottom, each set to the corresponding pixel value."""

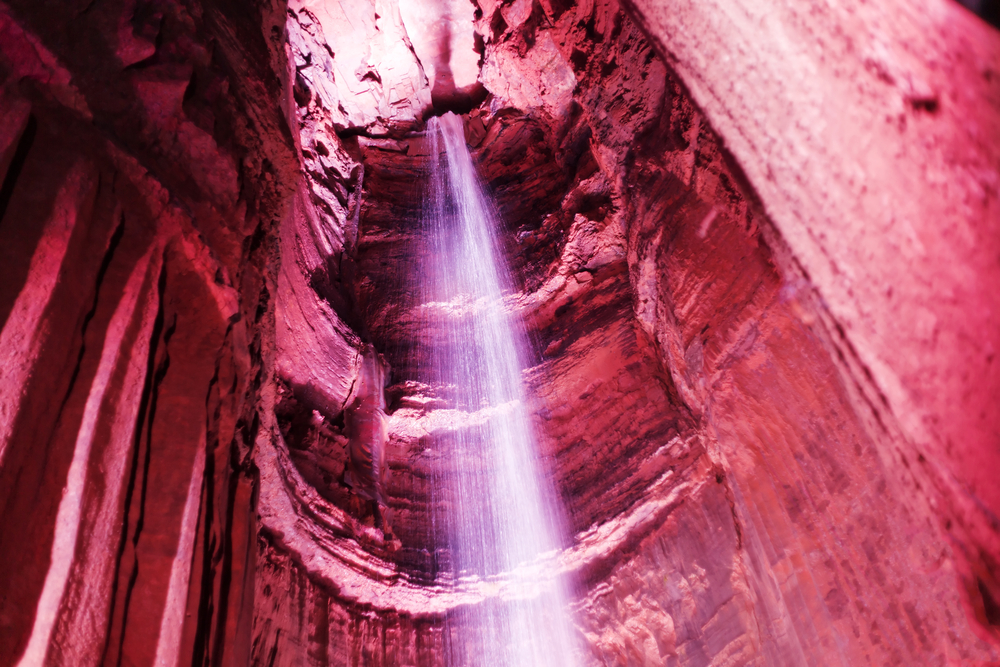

left=0, top=0, right=289, bottom=663
left=623, top=0, right=1000, bottom=646
left=463, top=0, right=999, bottom=661
left=263, top=0, right=1000, bottom=662
left=0, top=0, right=998, bottom=664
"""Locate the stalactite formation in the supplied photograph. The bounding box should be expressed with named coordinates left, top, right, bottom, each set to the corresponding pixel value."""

left=0, top=0, right=998, bottom=665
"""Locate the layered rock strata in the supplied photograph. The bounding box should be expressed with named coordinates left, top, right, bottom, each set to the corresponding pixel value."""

left=0, top=0, right=997, bottom=665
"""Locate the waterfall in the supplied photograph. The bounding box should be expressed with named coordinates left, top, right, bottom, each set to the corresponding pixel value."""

left=422, top=112, right=579, bottom=666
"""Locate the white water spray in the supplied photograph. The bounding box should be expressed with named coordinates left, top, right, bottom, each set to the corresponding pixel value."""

left=422, top=112, right=579, bottom=666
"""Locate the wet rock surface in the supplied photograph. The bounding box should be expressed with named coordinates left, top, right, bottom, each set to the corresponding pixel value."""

left=0, top=0, right=998, bottom=664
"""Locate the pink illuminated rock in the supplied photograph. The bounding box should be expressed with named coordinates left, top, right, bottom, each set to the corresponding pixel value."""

left=288, top=0, right=430, bottom=134
left=0, top=0, right=997, bottom=663
left=622, top=0, right=1000, bottom=644
left=398, top=0, right=484, bottom=110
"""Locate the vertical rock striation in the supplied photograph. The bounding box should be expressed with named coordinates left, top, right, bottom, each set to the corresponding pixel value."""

left=0, top=0, right=997, bottom=664
left=0, top=0, right=291, bottom=663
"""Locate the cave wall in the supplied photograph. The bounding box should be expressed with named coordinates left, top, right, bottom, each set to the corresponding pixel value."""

left=258, top=0, right=1000, bottom=662
left=0, top=0, right=997, bottom=664
left=0, top=0, right=291, bottom=663
left=623, top=0, right=1000, bottom=642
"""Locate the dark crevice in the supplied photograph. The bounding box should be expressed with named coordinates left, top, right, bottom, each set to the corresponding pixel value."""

left=979, top=578, right=1000, bottom=627
left=199, top=342, right=225, bottom=665
left=266, top=629, right=281, bottom=667
left=206, top=345, right=235, bottom=667
left=211, top=449, right=239, bottom=666
left=132, top=313, right=175, bottom=547
left=101, top=258, right=167, bottom=666
left=957, top=0, right=1000, bottom=28
left=335, top=123, right=422, bottom=141
left=191, top=413, right=218, bottom=666
left=0, top=114, right=38, bottom=227
left=423, top=83, right=490, bottom=121
left=114, top=310, right=173, bottom=667
left=56, top=215, right=126, bottom=420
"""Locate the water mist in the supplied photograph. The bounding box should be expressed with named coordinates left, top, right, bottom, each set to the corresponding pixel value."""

left=421, top=112, right=579, bottom=666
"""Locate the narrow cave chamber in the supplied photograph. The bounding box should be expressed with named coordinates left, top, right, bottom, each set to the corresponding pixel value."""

left=0, top=0, right=998, bottom=664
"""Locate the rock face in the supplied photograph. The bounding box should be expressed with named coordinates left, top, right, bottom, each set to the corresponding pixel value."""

left=0, top=1, right=291, bottom=664
left=0, top=0, right=998, bottom=666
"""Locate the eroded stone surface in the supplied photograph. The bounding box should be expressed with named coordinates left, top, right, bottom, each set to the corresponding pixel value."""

left=0, top=0, right=998, bottom=664
left=0, top=0, right=286, bottom=662
left=623, top=0, right=1000, bottom=641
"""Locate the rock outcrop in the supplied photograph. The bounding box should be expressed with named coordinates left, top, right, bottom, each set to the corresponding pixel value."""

left=0, top=0, right=997, bottom=664
left=0, top=0, right=291, bottom=663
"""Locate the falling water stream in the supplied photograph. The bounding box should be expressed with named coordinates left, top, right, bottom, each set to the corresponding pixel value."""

left=421, top=112, right=579, bottom=666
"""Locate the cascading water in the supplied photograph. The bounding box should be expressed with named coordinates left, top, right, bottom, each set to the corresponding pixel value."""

left=421, top=112, right=579, bottom=666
